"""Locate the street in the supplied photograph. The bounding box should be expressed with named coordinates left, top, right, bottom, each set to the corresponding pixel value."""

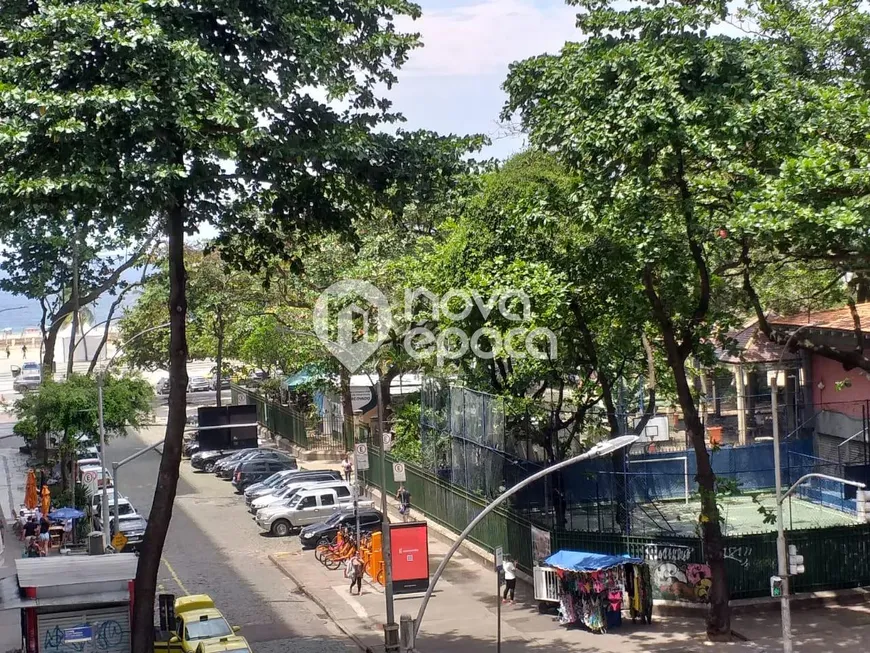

left=103, top=403, right=352, bottom=653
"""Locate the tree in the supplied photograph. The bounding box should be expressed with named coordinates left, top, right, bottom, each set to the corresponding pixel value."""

left=13, top=373, right=152, bottom=491
left=500, top=0, right=833, bottom=634
left=0, top=2, right=475, bottom=648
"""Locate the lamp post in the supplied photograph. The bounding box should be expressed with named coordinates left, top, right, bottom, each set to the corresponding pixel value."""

left=771, top=324, right=813, bottom=653
left=412, top=435, right=639, bottom=640
left=98, top=321, right=171, bottom=550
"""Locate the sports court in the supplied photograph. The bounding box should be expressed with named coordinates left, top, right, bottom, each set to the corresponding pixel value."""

left=631, top=492, right=860, bottom=536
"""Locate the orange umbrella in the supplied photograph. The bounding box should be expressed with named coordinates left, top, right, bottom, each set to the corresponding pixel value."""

left=40, top=484, right=50, bottom=516
left=24, top=469, right=38, bottom=510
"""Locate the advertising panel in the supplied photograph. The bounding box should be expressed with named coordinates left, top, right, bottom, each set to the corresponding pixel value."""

left=390, top=521, right=430, bottom=594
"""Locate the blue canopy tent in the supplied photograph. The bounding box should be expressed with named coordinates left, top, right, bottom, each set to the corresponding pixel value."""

left=48, top=507, right=85, bottom=521
left=545, top=550, right=642, bottom=572
left=541, top=550, right=652, bottom=632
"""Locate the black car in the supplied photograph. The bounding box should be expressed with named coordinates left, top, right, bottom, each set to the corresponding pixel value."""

left=299, top=509, right=383, bottom=548
left=191, top=447, right=255, bottom=473
left=232, top=459, right=297, bottom=491
left=220, top=449, right=297, bottom=479
left=213, top=448, right=261, bottom=475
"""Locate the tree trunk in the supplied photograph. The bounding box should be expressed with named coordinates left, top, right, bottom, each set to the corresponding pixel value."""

left=67, top=310, right=79, bottom=377
left=378, top=364, right=400, bottom=430
left=132, top=199, right=188, bottom=653
left=215, top=311, right=224, bottom=407
left=42, top=320, right=63, bottom=379
left=67, top=229, right=81, bottom=377
left=659, top=322, right=730, bottom=637
left=340, top=367, right=353, bottom=420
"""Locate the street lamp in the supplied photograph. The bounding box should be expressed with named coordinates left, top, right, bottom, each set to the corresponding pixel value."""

left=411, top=435, right=639, bottom=641
left=97, top=321, right=170, bottom=550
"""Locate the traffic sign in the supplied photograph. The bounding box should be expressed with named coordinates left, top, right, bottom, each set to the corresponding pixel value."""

left=495, top=546, right=504, bottom=572
left=83, top=471, right=97, bottom=483
left=393, top=462, right=406, bottom=482
left=355, top=443, right=370, bottom=471
left=382, top=432, right=393, bottom=452
left=111, top=532, right=128, bottom=551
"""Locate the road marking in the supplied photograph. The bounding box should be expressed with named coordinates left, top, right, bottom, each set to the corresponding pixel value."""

left=162, top=556, right=190, bottom=596
left=332, top=586, right=368, bottom=619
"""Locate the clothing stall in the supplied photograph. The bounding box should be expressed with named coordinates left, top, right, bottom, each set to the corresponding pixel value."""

left=543, top=550, right=653, bottom=633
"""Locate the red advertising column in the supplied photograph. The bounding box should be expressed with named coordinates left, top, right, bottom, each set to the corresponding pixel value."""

left=389, top=521, right=430, bottom=594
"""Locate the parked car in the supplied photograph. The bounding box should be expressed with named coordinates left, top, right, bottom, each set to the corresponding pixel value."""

left=250, top=479, right=352, bottom=514
left=155, top=377, right=170, bottom=395
left=212, top=449, right=260, bottom=475
left=256, top=486, right=368, bottom=536
left=12, top=362, right=42, bottom=393
left=231, top=459, right=297, bottom=492
left=191, top=447, right=255, bottom=473
left=299, top=508, right=383, bottom=548
left=188, top=376, right=211, bottom=392
left=89, top=489, right=121, bottom=519
left=220, top=450, right=297, bottom=479
left=213, top=448, right=272, bottom=475
left=210, top=375, right=231, bottom=391
left=94, top=496, right=136, bottom=530
left=244, top=469, right=342, bottom=503
left=109, top=513, right=148, bottom=551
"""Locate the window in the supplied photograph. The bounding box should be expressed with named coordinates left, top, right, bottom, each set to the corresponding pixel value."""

left=363, top=514, right=381, bottom=525
left=299, top=496, right=317, bottom=509
left=249, top=463, right=267, bottom=473
left=184, top=617, right=233, bottom=641
left=321, top=494, right=336, bottom=506
left=336, top=486, right=351, bottom=498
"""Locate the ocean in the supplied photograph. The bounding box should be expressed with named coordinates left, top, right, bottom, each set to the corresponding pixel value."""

left=0, top=267, right=143, bottom=332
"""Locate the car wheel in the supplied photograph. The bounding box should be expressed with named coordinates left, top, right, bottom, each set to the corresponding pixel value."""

left=271, top=520, right=292, bottom=537
left=203, top=461, right=215, bottom=473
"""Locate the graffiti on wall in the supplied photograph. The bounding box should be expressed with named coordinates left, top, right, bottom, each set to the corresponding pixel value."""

left=643, top=542, right=755, bottom=602
left=42, top=620, right=126, bottom=653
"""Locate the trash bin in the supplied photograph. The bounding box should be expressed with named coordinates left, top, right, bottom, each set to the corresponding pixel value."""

left=88, top=532, right=104, bottom=555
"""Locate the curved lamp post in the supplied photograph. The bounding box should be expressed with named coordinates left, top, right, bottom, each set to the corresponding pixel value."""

left=413, top=434, right=639, bottom=639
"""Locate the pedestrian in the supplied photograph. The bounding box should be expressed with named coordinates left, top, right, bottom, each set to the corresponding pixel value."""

left=61, top=518, right=73, bottom=547
left=22, top=515, right=38, bottom=545
left=5, top=345, right=9, bottom=359
left=342, top=454, right=353, bottom=483
left=502, top=556, right=517, bottom=604
left=396, top=484, right=411, bottom=520
left=21, top=344, right=27, bottom=359
left=38, top=513, right=51, bottom=555
left=346, top=553, right=364, bottom=595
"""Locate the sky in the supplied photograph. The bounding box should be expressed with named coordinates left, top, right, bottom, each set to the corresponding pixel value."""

left=386, top=0, right=581, bottom=159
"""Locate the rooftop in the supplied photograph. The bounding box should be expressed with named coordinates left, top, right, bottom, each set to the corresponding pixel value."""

left=770, top=303, right=870, bottom=332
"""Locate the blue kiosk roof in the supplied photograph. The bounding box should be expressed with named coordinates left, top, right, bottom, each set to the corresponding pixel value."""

left=545, top=550, right=643, bottom=572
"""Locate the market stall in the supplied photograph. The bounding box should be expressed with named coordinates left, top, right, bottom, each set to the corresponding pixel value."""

left=543, top=550, right=652, bottom=633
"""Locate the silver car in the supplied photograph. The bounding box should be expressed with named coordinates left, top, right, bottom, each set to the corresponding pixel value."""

left=256, top=486, right=369, bottom=536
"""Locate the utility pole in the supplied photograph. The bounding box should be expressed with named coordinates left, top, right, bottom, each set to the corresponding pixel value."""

left=771, top=375, right=792, bottom=652
left=354, top=410, right=362, bottom=549
left=375, top=376, right=399, bottom=652
left=98, top=375, right=109, bottom=551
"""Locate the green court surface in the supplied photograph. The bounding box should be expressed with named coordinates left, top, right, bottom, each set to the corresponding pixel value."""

left=632, top=493, right=859, bottom=536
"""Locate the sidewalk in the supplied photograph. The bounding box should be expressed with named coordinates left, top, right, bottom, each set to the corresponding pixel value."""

left=268, top=486, right=870, bottom=653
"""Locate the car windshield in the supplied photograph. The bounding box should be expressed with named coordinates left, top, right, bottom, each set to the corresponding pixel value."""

left=262, top=472, right=287, bottom=486
left=325, top=512, right=344, bottom=526
left=185, top=617, right=233, bottom=641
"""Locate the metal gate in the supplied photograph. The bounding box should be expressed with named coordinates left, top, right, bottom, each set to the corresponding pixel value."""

left=38, top=605, right=130, bottom=653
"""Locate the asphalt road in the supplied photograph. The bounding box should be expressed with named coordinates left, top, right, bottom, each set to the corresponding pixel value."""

left=105, top=396, right=353, bottom=653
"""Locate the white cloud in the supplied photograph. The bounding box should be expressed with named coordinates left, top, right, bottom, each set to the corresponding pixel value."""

left=399, top=0, right=579, bottom=77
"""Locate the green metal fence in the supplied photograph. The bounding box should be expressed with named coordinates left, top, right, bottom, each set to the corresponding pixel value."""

left=230, top=384, right=352, bottom=454
left=366, top=445, right=535, bottom=573
left=364, top=443, right=870, bottom=601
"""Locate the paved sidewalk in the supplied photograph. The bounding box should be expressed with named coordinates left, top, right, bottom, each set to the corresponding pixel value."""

left=268, top=486, right=870, bottom=653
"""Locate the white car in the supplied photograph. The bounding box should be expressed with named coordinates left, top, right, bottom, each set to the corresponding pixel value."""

left=250, top=479, right=353, bottom=514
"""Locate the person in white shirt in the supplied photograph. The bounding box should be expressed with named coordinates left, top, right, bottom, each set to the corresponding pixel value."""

left=502, top=556, right=517, bottom=604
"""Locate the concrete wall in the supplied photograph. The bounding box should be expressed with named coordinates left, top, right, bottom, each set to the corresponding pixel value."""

left=813, top=354, right=870, bottom=418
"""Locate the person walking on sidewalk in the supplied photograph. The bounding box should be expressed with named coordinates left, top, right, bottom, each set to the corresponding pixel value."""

left=346, top=553, right=364, bottom=595
left=396, top=484, right=411, bottom=521
left=342, top=454, right=353, bottom=483
left=21, top=344, right=27, bottom=359
left=502, top=556, right=517, bottom=604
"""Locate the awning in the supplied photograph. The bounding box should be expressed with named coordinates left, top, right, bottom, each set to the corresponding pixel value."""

left=544, top=550, right=643, bottom=573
